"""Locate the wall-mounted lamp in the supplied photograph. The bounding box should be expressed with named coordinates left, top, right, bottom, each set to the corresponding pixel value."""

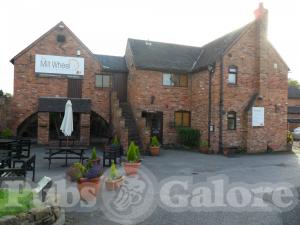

left=258, top=95, right=264, bottom=100
left=76, top=49, right=81, bottom=56
left=208, top=63, right=216, bottom=74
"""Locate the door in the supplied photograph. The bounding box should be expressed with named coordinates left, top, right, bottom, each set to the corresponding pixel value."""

left=112, top=73, right=127, bottom=102
left=144, top=111, right=163, bottom=144
left=68, top=79, right=82, bottom=98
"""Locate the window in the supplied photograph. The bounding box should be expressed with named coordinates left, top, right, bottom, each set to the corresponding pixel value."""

left=227, top=111, right=236, bottom=130
left=228, top=65, right=238, bottom=84
left=96, top=74, right=111, bottom=88
left=163, top=73, right=188, bottom=87
left=174, top=111, right=191, bottom=127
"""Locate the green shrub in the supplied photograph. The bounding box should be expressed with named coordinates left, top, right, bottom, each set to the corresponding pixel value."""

left=0, top=128, right=13, bottom=138
left=177, top=127, right=200, bottom=147
left=287, top=131, right=293, bottom=144
left=91, top=147, right=97, bottom=160
left=151, top=136, right=160, bottom=147
left=200, top=140, right=208, bottom=147
left=0, top=189, right=35, bottom=217
left=127, top=141, right=140, bottom=162
left=109, top=160, right=120, bottom=180
left=112, top=136, right=120, bottom=145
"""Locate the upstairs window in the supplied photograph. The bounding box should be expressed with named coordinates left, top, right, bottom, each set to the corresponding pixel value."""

left=96, top=74, right=111, bottom=88
left=228, top=65, right=238, bottom=85
left=175, top=111, right=191, bottom=127
left=227, top=111, right=237, bottom=130
left=163, top=73, right=188, bottom=87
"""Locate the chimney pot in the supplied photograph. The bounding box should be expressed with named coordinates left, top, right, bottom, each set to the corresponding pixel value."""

left=254, top=2, right=267, bottom=20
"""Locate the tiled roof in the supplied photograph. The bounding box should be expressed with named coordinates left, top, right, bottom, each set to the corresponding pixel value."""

left=94, top=54, right=128, bottom=73
left=128, top=23, right=251, bottom=73
left=288, top=87, right=300, bottom=99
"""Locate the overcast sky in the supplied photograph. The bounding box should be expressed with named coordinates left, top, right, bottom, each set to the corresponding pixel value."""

left=0, top=0, right=299, bottom=94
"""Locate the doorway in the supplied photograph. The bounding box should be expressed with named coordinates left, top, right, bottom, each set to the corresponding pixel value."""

left=112, top=73, right=127, bottom=102
left=142, top=111, right=163, bottom=144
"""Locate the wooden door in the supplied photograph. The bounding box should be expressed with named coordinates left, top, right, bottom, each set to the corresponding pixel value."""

left=112, top=73, right=127, bottom=102
left=68, top=79, right=82, bottom=98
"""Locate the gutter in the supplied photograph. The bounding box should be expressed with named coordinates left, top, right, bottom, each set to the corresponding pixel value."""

left=207, top=63, right=215, bottom=147
left=219, top=56, right=224, bottom=154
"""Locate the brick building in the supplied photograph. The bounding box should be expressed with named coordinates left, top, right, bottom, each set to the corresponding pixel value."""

left=10, top=3, right=289, bottom=153
left=288, top=87, right=300, bottom=131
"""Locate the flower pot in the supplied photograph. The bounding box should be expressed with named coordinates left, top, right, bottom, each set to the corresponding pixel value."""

left=124, top=162, right=141, bottom=176
left=105, top=176, right=124, bottom=191
left=200, top=146, right=209, bottom=154
left=223, top=148, right=231, bottom=156
left=90, top=157, right=101, bottom=166
left=77, top=177, right=101, bottom=201
left=150, top=146, right=160, bottom=156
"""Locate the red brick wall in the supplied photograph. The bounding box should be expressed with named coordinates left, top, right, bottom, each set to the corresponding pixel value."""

left=288, top=98, right=300, bottom=106
left=12, top=24, right=110, bottom=143
left=126, top=44, right=191, bottom=145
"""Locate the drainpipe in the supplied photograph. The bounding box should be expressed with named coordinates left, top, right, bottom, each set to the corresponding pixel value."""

left=219, top=56, right=224, bottom=154
left=207, top=63, right=215, bottom=148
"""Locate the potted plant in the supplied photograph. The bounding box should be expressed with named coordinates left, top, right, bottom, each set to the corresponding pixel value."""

left=105, top=160, right=124, bottom=191
left=90, top=147, right=101, bottom=165
left=124, top=141, right=141, bottom=176
left=67, top=150, right=103, bottom=201
left=287, top=131, right=293, bottom=151
left=149, top=136, right=160, bottom=156
left=112, top=136, right=120, bottom=146
left=199, top=140, right=209, bottom=154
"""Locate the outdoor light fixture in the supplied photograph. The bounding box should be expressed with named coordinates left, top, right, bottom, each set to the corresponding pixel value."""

left=208, top=63, right=216, bottom=74
left=76, top=49, right=81, bottom=56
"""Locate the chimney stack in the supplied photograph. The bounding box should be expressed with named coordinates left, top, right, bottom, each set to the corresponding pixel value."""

left=254, top=2, right=268, bottom=39
left=254, top=2, right=268, bottom=20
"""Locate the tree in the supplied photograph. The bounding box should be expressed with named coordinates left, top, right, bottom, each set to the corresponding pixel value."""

left=288, top=79, right=300, bottom=89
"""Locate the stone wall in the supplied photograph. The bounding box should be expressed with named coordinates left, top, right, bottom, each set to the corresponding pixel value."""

left=0, top=206, right=64, bottom=225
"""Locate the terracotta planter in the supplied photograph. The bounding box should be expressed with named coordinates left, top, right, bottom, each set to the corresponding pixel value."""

left=77, top=177, right=101, bottom=201
left=200, top=146, right=209, bottom=154
left=124, top=162, right=141, bottom=176
left=150, top=146, right=160, bottom=156
left=223, top=148, right=231, bottom=156
left=90, top=157, right=101, bottom=166
left=105, top=176, right=124, bottom=191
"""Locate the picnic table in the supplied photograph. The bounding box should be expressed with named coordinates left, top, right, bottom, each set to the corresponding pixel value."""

left=44, top=146, right=89, bottom=169
left=0, top=139, right=15, bottom=149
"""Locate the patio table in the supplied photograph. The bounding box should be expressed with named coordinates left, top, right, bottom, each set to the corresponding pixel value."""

left=0, top=139, right=15, bottom=149
left=44, top=146, right=88, bottom=169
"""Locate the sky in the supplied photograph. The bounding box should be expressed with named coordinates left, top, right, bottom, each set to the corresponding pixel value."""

left=0, top=0, right=299, bottom=94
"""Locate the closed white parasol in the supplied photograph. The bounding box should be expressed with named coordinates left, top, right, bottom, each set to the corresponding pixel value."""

left=60, top=100, right=73, bottom=137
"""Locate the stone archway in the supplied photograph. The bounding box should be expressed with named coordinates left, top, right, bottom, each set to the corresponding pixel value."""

left=17, top=112, right=38, bottom=139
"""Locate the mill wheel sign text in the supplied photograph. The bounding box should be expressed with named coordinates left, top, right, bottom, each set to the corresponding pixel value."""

left=35, top=54, right=84, bottom=76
